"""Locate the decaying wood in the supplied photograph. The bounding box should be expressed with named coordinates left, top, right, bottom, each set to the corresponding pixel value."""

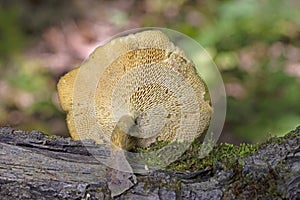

left=0, top=126, right=299, bottom=200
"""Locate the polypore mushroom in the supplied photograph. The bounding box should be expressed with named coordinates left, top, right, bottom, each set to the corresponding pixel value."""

left=57, top=30, right=212, bottom=150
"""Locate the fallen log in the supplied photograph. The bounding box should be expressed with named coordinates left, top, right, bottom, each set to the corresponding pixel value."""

left=0, top=126, right=299, bottom=199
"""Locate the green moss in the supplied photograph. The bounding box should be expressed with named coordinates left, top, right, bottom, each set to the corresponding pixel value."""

left=136, top=127, right=300, bottom=198
left=166, top=141, right=258, bottom=172
left=130, top=136, right=258, bottom=172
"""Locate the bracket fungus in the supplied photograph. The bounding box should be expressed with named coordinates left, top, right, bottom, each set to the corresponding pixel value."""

left=58, top=29, right=212, bottom=148
left=57, top=29, right=223, bottom=173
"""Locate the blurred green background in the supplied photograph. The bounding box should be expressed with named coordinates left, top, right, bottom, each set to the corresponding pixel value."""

left=0, top=0, right=299, bottom=144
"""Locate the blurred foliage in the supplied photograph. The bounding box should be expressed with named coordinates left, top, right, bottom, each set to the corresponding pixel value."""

left=197, top=0, right=300, bottom=48
left=227, top=66, right=300, bottom=141
left=0, top=5, right=25, bottom=60
left=189, top=0, right=300, bottom=142
left=0, top=1, right=67, bottom=135
left=0, top=0, right=299, bottom=142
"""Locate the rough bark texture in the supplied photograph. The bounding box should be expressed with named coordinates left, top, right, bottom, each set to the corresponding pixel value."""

left=0, top=126, right=299, bottom=200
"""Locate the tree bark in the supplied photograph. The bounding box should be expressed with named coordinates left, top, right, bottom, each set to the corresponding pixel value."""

left=0, top=126, right=299, bottom=200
